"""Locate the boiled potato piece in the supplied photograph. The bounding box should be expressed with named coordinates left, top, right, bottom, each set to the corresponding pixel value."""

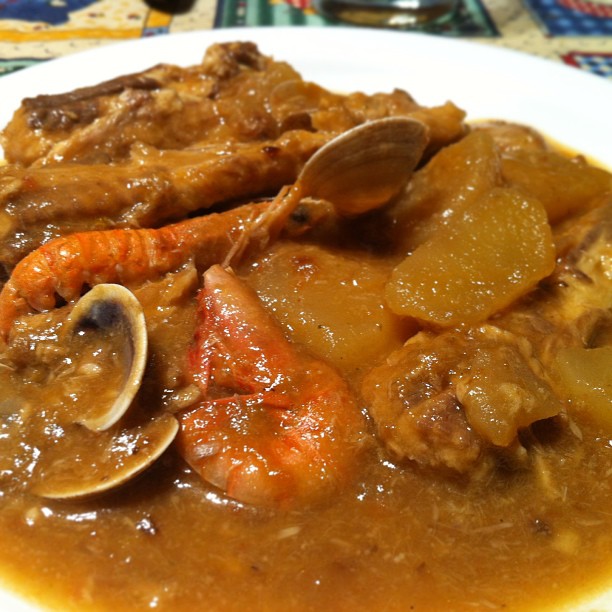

left=473, top=121, right=548, bottom=154
left=393, top=131, right=501, bottom=252
left=411, top=130, right=501, bottom=206
left=386, top=187, right=556, bottom=326
left=502, top=150, right=612, bottom=224
left=246, top=242, right=410, bottom=376
left=554, top=346, right=612, bottom=429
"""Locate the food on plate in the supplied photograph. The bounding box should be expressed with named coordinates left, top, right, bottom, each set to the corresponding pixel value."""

left=0, top=41, right=464, bottom=271
left=0, top=41, right=611, bottom=611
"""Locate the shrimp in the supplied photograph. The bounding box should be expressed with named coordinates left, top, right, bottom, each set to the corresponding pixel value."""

left=0, top=201, right=274, bottom=340
left=0, top=184, right=336, bottom=342
left=176, top=265, right=366, bottom=509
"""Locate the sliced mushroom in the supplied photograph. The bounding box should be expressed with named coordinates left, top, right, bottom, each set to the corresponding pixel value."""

left=32, top=413, right=179, bottom=500
left=63, top=283, right=148, bottom=431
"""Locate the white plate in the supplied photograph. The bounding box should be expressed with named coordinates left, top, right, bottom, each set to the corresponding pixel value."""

left=0, top=26, right=611, bottom=611
left=0, top=27, right=612, bottom=165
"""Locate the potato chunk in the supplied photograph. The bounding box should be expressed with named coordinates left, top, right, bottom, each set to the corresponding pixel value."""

left=386, top=188, right=556, bottom=326
left=246, top=242, right=409, bottom=376
left=554, top=347, right=612, bottom=429
left=392, top=131, right=501, bottom=252
left=502, top=150, right=612, bottom=224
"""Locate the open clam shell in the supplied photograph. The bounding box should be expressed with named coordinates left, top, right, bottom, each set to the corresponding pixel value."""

left=32, top=413, right=179, bottom=500
left=30, top=283, right=181, bottom=500
left=299, top=116, right=429, bottom=215
left=63, top=283, right=148, bottom=432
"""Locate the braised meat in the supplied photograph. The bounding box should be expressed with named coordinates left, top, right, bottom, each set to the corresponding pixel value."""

left=0, top=42, right=466, bottom=273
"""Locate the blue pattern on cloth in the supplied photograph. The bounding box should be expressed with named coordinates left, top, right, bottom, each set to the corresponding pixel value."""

left=0, top=0, right=99, bottom=25
left=524, top=0, right=612, bottom=35
left=563, top=51, right=612, bottom=77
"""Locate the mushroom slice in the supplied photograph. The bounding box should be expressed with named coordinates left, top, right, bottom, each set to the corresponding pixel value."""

left=63, top=283, right=148, bottom=431
left=32, top=413, right=179, bottom=500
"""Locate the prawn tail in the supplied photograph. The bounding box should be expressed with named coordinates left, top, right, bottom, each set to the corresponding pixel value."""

left=0, top=228, right=156, bottom=338
left=0, top=239, right=62, bottom=341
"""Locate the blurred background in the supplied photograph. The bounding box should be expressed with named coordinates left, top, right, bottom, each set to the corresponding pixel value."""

left=0, top=0, right=610, bottom=78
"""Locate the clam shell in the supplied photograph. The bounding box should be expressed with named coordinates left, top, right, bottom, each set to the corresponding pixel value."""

left=33, top=413, right=179, bottom=500
left=63, top=283, right=148, bottom=432
left=299, top=117, right=428, bottom=215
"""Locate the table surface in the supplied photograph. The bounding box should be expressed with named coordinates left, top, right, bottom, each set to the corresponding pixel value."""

left=0, top=0, right=610, bottom=80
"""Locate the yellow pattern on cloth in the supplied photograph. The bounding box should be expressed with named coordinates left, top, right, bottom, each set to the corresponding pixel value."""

left=0, top=0, right=215, bottom=63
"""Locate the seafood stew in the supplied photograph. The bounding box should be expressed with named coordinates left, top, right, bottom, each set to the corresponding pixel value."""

left=0, top=40, right=612, bottom=611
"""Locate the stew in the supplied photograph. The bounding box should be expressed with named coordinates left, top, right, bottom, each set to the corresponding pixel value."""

left=0, top=41, right=611, bottom=611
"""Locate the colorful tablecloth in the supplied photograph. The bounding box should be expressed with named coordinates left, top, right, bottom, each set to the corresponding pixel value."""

left=0, top=0, right=611, bottom=79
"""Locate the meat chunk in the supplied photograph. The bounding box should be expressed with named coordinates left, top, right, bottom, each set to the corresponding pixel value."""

left=1, top=42, right=299, bottom=166
left=0, top=42, right=467, bottom=271
left=2, top=42, right=466, bottom=169
left=362, top=330, right=485, bottom=474
left=0, top=131, right=326, bottom=271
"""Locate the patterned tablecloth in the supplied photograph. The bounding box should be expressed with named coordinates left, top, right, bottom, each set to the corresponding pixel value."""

left=0, top=0, right=610, bottom=79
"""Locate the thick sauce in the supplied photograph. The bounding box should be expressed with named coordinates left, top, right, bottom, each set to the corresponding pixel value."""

left=1, top=424, right=611, bottom=612
left=1, top=227, right=611, bottom=611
